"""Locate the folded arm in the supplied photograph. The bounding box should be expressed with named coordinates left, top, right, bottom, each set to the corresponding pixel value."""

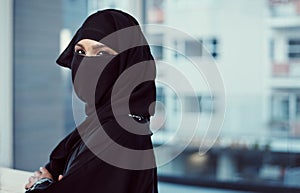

left=25, top=167, right=63, bottom=193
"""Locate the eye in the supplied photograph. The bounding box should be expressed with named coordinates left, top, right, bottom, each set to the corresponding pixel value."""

left=97, top=50, right=111, bottom=56
left=75, top=49, right=86, bottom=55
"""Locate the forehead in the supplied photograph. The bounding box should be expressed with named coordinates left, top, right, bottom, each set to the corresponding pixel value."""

left=76, top=39, right=105, bottom=47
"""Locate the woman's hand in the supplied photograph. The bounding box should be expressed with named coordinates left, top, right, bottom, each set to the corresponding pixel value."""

left=25, top=167, right=55, bottom=189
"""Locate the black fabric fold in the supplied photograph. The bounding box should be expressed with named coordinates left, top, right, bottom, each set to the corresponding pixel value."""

left=27, top=9, right=158, bottom=193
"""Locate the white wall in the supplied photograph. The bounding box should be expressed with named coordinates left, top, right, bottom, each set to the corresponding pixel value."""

left=164, top=0, right=269, bottom=140
left=0, top=0, right=13, bottom=168
left=215, top=0, right=268, bottom=139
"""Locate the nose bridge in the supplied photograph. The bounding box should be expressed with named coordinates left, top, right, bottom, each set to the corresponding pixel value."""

left=86, top=50, right=97, bottom=57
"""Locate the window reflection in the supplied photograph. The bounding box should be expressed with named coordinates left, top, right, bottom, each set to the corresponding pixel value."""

left=13, top=0, right=300, bottom=192
left=142, top=0, right=300, bottom=190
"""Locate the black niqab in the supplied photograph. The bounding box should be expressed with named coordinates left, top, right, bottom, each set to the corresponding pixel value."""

left=31, top=9, right=159, bottom=193
left=57, top=9, right=156, bottom=119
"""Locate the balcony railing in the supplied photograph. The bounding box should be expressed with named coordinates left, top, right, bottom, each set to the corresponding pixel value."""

left=269, top=0, right=300, bottom=17
left=272, top=61, right=300, bottom=77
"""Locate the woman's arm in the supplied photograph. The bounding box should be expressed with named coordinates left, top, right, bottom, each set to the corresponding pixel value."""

left=24, top=157, right=157, bottom=193
left=25, top=167, right=53, bottom=189
left=45, top=129, right=81, bottom=180
left=25, top=167, right=64, bottom=193
left=24, top=129, right=79, bottom=192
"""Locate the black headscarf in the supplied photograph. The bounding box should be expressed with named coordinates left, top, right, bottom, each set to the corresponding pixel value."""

left=31, top=9, right=159, bottom=193
left=57, top=9, right=156, bottom=121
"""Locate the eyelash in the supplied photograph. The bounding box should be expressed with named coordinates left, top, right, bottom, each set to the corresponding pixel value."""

left=75, top=48, right=111, bottom=56
left=97, top=51, right=110, bottom=56
left=75, top=49, right=85, bottom=55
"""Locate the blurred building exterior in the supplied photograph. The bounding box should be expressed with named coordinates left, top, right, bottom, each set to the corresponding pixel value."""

left=142, top=0, right=300, bottom=189
left=267, top=0, right=300, bottom=138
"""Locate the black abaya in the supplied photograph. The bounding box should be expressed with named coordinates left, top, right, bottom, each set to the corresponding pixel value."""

left=25, top=9, right=158, bottom=193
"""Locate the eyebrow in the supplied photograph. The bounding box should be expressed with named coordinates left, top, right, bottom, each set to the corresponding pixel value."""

left=76, top=43, right=106, bottom=50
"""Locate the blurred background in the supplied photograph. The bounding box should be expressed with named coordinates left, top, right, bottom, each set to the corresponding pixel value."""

left=1, top=0, right=300, bottom=192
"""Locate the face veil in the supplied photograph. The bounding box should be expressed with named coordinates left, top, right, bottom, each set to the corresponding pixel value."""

left=56, top=9, right=156, bottom=122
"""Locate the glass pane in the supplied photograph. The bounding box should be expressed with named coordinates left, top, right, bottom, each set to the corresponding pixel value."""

left=11, top=0, right=300, bottom=192
left=143, top=0, right=300, bottom=192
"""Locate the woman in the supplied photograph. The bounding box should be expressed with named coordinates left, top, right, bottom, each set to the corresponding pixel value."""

left=25, top=9, right=158, bottom=193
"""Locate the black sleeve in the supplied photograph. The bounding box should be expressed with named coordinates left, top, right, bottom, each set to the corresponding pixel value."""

left=44, top=129, right=81, bottom=181
left=23, top=134, right=158, bottom=193
left=25, top=124, right=158, bottom=193
left=25, top=157, right=158, bottom=193
left=25, top=178, right=54, bottom=193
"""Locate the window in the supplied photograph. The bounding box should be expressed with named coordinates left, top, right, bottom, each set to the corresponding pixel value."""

left=200, top=95, right=214, bottom=113
left=183, top=95, right=201, bottom=113
left=13, top=0, right=88, bottom=171
left=203, top=38, right=219, bottom=58
left=183, top=95, right=214, bottom=113
left=270, top=38, right=275, bottom=60
left=184, top=37, right=219, bottom=58
left=184, top=40, right=203, bottom=57
left=270, top=91, right=300, bottom=137
left=156, top=86, right=166, bottom=111
left=269, top=0, right=300, bottom=17
left=271, top=38, right=300, bottom=77
left=271, top=93, right=290, bottom=121
left=146, top=0, right=165, bottom=24
left=288, top=39, right=300, bottom=59
left=148, top=34, right=164, bottom=60
left=143, top=0, right=300, bottom=192
left=10, top=1, right=300, bottom=192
